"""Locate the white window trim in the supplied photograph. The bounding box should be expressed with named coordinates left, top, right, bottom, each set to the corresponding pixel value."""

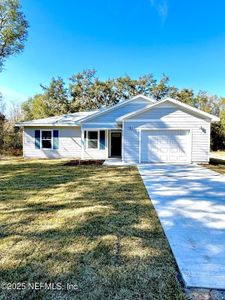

left=207, top=123, right=211, bottom=163
left=86, top=130, right=100, bottom=150
left=108, top=130, right=122, bottom=157
left=81, top=127, right=84, bottom=159
left=122, top=122, right=124, bottom=161
left=84, top=129, right=108, bottom=151
left=41, top=129, right=53, bottom=150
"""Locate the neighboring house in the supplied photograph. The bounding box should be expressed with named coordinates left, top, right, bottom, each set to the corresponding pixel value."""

left=16, top=95, right=219, bottom=163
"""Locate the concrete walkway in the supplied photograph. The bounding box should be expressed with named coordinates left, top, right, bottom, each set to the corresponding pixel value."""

left=138, top=164, right=225, bottom=289
left=103, top=158, right=136, bottom=166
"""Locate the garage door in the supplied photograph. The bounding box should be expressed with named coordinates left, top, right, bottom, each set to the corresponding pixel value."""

left=141, top=130, right=190, bottom=163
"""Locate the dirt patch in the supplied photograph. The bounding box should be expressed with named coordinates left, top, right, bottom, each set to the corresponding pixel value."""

left=64, top=159, right=105, bottom=166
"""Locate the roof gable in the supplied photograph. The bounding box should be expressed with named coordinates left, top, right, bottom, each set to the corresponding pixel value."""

left=79, top=95, right=155, bottom=124
left=117, top=98, right=220, bottom=122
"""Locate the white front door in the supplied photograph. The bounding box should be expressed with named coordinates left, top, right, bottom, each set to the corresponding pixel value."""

left=141, top=130, right=190, bottom=163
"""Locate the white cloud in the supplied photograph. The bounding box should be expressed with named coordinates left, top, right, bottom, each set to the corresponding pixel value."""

left=149, top=0, right=168, bottom=23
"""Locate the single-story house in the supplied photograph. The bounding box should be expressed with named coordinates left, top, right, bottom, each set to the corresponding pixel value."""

left=16, top=94, right=219, bottom=163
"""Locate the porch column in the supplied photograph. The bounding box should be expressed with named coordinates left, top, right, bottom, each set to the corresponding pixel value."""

left=81, top=127, right=84, bottom=159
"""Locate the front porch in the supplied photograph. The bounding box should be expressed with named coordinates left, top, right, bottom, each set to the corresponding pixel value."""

left=81, top=128, right=123, bottom=160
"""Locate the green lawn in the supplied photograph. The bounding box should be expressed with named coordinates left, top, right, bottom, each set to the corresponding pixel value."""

left=0, top=158, right=185, bottom=300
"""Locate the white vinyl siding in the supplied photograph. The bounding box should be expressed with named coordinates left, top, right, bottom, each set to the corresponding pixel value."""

left=86, top=97, right=150, bottom=124
left=23, top=127, right=81, bottom=158
left=127, top=102, right=211, bottom=121
left=80, top=97, right=151, bottom=160
left=123, top=103, right=210, bottom=163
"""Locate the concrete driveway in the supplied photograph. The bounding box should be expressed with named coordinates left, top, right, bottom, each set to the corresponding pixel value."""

left=138, top=164, right=225, bottom=289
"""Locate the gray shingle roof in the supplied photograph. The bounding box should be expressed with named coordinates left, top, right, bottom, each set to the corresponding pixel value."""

left=16, top=111, right=98, bottom=127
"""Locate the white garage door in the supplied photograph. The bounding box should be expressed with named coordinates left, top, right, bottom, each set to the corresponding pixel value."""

left=141, top=130, right=190, bottom=163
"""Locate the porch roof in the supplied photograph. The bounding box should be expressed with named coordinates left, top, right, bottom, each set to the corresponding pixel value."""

left=82, top=123, right=121, bottom=130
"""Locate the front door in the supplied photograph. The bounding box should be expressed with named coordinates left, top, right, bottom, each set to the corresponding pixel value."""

left=111, top=132, right=122, bottom=157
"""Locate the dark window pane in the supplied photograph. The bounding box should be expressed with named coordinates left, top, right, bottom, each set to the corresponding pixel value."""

left=42, top=131, right=52, bottom=139
left=35, top=130, right=40, bottom=139
left=53, top=130, right=58, bottom=138
left=100, top=131, right=105, bottom=150
left=35, top=130, right=40, bottom=149
left=42, top=140, right=52, bottom=149
left=88, top=131, right=98, bottom=140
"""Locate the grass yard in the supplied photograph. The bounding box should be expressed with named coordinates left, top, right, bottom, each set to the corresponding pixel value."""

left=0, top=158, right=185, bottom=300
left=204, top=158, right=225, bottom=174
left=211, top=151, right=225, bottom=157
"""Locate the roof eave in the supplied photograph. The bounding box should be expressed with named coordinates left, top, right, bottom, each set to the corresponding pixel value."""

left=15, top=122, right=80, bottom=127
left=211, top=116, right=220, bottom=122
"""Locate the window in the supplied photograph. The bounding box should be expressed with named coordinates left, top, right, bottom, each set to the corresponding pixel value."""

left=99, top=131, right=106, bottom=150
left=87, top=131, right=98, bottom=149
left=41, top=130, right=52, bottom=149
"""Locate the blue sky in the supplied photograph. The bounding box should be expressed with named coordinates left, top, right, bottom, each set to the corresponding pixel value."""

left=1, top=0, right=225, bottom=105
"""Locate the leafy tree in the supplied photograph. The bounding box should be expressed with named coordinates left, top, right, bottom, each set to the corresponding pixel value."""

left=68, top=70, right=171, bottom=111
left=0, top=95, right=5, bottom=154
left=69, top=69, right=102, bottom=111
left=169, top=87, right=195, bottom=106
left=22, top=70, right=171, bottom=117
left=0, top=0, right=28, bottom=71
left=195, top=91, right=220, bottom=115
left=113, top=74, right=170, bottom=101
left=21, top=94, right=47, bottom=120
left=219, top=97, right=225, bottom=130
left=194, top=92, right=224, bottom=151
left=22, top=78, right=69, bottom=120
left=2, top=102, right=22, bottom=155
left=0, top=98, right=22, bottom=155
left=150, top=74, right=170, bottom=100
left=40, top=77, right=69, bottom=115
left=211, top=122, right=225, bottom=151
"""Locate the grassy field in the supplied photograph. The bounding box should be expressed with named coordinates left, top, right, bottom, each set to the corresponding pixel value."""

left=0, top=158, right=185, bottom=300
